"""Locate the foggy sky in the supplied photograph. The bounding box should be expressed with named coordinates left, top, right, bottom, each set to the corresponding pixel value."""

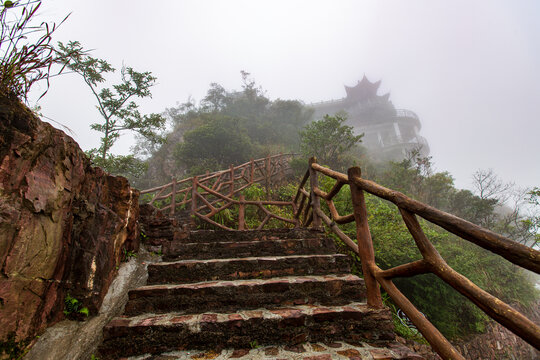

left=29, top=0, right=540, bottom=191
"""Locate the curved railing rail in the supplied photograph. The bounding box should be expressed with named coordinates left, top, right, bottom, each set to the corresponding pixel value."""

left=395, top=108, right=419, bottom=120
left=293, top=157, right=540, bottom=360
left=140, top=154, right=298, bottom=230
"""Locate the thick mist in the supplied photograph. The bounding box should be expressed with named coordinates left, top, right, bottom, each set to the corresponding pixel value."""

left=31, top=0, right=540, bottom=191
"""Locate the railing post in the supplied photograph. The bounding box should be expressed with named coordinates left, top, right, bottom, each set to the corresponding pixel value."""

left=265, top=155, right=271, bottom=200
left=229, top=164, right=235, bottom=196
left=278, top=152, right=283, bottom=180
left=308, top=157, right=322, bottom=229
left=171, top=177, right=176, bottom=216
left=250, top=159, right=254, bottom=184
left=238, top=194, right=246, bottom=230
left=348, top=166, right=383, bottom=308
left=190, top=176, right=198, bottom=228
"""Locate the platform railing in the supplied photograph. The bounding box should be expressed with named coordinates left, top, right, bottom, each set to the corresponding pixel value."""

left=140, top=154, right=298, bottom=230
left=293, top=157, right=540, bottom=360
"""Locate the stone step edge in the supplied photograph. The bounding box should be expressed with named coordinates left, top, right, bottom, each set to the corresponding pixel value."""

left=187, top=228, right=325, bottom=238
left=164, top=237, right=334, bottom=246
left=130, top=273, right=363, bottom=296
left=122, top=341, right=424, bottom=360
left=106, top=301, right=382, bottom=330
left=150, top=253, right=350, bottom=267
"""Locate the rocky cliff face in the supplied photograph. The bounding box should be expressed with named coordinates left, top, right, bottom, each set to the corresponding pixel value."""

left=0, top=95, right=140, bottom=344
left=454, top=302, right=540, bottom=360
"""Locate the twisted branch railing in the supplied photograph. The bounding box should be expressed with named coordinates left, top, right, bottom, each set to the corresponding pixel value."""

left=140, top=154, right=298, bottom=230
left=293, top=157, right=540, bottom=360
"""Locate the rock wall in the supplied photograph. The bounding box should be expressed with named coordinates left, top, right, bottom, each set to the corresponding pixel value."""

left=454, top=302, right=540, bottom=360
left=0, top=95, right=139, bottom=344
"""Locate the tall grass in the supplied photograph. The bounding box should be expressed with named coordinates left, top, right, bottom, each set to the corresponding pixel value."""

left=0, top=0, right=68, bottom=101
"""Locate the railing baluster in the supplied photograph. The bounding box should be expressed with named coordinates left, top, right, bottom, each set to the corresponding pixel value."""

left=238, top=194, right=246, bottom=230
left=265, top=155, right=271, bottom=200
left=229, top=164, right=235, bottom=196
left=250, top=159, right=254, bottom=184
left=190, top=176, right=198, bottom=228
left=170, top=177, right=176, bottom=216
left=348, top=166, right=382, bottom=309
left=308, top=157, right=322, bottom=229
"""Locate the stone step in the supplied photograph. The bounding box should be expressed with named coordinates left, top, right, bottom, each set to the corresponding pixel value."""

left=186, top=228, right=325, bottom=243
left=99, top=303, right=395, bottom=359
left=124, top=274, right=365, bottom=316
left=162, top=237, right=336, bottom=261
left=147, top=254, right=352, bottom=284
left=122, top=341, right=425, bottom=360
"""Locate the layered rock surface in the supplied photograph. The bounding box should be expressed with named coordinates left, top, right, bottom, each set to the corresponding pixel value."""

left=0, top=95, right=139, bottom=343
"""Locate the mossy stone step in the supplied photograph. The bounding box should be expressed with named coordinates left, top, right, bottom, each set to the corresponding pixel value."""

left=124, top=274, right=365, bottom=316
left=99, top=303, right=395, bottom=359
left=162, top=237, right=336, bottom=261
left=147, top=254, right=351, bottom=284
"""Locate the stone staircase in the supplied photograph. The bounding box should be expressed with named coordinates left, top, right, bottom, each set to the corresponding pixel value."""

left=98, top=225, right=424, bottom=359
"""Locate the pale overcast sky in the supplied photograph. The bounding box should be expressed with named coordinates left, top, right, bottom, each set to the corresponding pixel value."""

left=28, top=0, right=540, bottom=191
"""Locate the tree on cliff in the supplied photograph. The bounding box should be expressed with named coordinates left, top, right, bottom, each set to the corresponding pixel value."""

left=299, top=113, right=363, bottom=167
left=175, top=114, right=253, bottom=175
left=57, top=41, right=166, bottom=166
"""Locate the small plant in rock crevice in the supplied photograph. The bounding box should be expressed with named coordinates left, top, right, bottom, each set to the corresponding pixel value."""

left=0, top=332, right=30, bottom=360
left=63, top=293, right=89, bottom=320
left=150, top=249, right=163, bottom=257
left=381, top=293, right=427, bottom=344
left=122, top=248, right=137, bottom=262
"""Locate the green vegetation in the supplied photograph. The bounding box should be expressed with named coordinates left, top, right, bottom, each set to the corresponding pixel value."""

left=131, top=71, right=313, bottom=188
left=63, top=293, right=89, bottom=319
left=175, top=114, right=254, bottom=175
left=0, top=0, right=70, bottom=100
left=0, top=332, right=29, bottom=360
left=122, top=248, right=137, bottom=262
left=300, top=112, right=363, bottom=168
left=382, top=293, right=426, bottom=343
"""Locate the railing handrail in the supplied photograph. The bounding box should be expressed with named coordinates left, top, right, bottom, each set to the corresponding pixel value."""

left=310, top=162, right=540, bottom=273
left=141, top=153, right=298, bottom=230
left=140, top=153, right=297, bottom=195
left=293, top=157, right=540, bottom=360
left=395, top=108, right=419, bottom=120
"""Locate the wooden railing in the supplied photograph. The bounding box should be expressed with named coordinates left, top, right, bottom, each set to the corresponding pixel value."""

left=293, top=157, right=540, bottom=360
left=140, top=154, right=299, bottom=230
